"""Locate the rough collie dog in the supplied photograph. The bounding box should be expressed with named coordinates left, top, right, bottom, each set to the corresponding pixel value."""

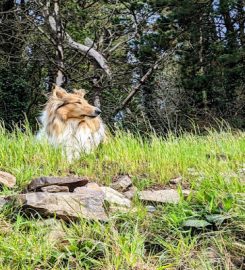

left=37, top=85, right=106, bottom=161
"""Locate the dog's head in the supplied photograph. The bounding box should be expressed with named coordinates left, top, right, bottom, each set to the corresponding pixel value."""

left=51, top=85, right=101, bottom=120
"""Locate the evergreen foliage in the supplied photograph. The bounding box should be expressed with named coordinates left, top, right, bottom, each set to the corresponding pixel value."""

left=0, top=0, right=244, bottom=131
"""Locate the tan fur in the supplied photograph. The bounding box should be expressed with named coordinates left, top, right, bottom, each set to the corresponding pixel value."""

left=37, top=85, right=105, bottom=161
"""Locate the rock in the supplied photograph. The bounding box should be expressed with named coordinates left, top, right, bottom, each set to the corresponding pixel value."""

left=15, top=192, right=107, bottom=222
left=27, top=176, right=88, bottom=192
left=0, top=171, right=16, bottom=188
left=182, top=189, right=191, bottom=198
left=41, top=185, right=69, bottom=193
left=169, top=176, right=182, bottom=185
left=85, top=182, right=100, bottom=189
left=101, top=187, right=131, bottom=207
left=146, top=205, right=156, bottom=213
left=124, top=186, right=137, bottom=199
left=111, top=175, right=132, bottom=192
left=74, top=182, right=100, bottom=193
left=139, top=189, right=180, bottom=204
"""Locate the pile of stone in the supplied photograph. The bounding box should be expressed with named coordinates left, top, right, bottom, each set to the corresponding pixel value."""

left=0, top=171, right=191, bottom=222
left=16, top=176, right=135, bottom=222
left=0, top=174, right=135, bottom=222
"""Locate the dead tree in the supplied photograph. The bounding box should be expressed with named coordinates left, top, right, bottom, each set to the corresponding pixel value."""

left=34, top=0, right=110, bottom=86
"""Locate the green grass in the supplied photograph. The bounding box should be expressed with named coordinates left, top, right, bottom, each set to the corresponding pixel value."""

left=0, top=123, right=244, bottom=269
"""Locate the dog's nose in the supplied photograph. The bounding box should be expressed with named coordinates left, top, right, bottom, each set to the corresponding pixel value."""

left=95, top=108, right=101, bottom=115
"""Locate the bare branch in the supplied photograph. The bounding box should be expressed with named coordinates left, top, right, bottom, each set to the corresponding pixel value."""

left=38, top=1, right=111, bottom=78
left=112, top=49, right=175, bottom=117
left=65, top=33, right=111, bottom=77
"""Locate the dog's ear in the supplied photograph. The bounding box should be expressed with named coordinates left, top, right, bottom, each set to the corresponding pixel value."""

left=73, top=89, right=86, bottom=98
left=52, top=84, right=67, bottom=99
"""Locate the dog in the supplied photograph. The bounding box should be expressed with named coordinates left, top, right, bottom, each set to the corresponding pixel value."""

left=37, top=85, right=106, bottom=161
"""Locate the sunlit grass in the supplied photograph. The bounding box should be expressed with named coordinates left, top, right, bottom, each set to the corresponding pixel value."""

left=0, top=123, right=244, bottom=269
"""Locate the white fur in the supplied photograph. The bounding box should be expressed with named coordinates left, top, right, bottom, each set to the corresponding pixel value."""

left=37, top=111, right=105, bottom=162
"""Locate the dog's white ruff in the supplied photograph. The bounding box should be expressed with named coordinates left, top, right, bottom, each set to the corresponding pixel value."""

left=37, top=111, right=105, bottom=161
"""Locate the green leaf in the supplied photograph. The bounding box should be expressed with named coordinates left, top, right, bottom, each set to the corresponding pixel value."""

left=205, top=214, right=231, bottom=225
left=183, top=219, right=211, bottom=228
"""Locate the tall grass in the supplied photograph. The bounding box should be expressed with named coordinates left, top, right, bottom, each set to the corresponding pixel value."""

left=0, top=123, right=244, bottom=269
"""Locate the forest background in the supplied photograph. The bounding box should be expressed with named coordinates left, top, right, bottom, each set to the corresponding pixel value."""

left=0, top=0, right=244, bottom=133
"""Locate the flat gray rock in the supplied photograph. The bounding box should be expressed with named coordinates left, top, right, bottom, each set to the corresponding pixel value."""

left=15, top=191, right=107, bottom=221
left=139, top=189, right=180, bottom=204
left=101, top=187, right=131, bottom=207
left=0, top=171, right=16, bottom=188
left=146, top=205, right=156, bottom=213
left=41, top=185, right=69, bottom=193
left=27, top=176, right=88, bottom=192
left=124, top=186, right=137, bottom=199
left=111, top=175, right=132, bottom=192
left=74, top=182, right=100, bottom=192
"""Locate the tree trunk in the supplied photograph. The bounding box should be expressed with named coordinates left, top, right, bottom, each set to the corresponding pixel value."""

left=52, top=0, right=65, bottom=86
left=93, top=77, right=101, bottom=108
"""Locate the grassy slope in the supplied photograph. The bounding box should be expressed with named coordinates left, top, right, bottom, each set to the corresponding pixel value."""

left=0, top=125, right=244, bottom=270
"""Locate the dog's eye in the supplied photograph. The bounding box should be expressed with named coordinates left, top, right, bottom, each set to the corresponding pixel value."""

left=75, top=101, right=82, bottom=105
left=56, top=102, right=68, bottom=110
